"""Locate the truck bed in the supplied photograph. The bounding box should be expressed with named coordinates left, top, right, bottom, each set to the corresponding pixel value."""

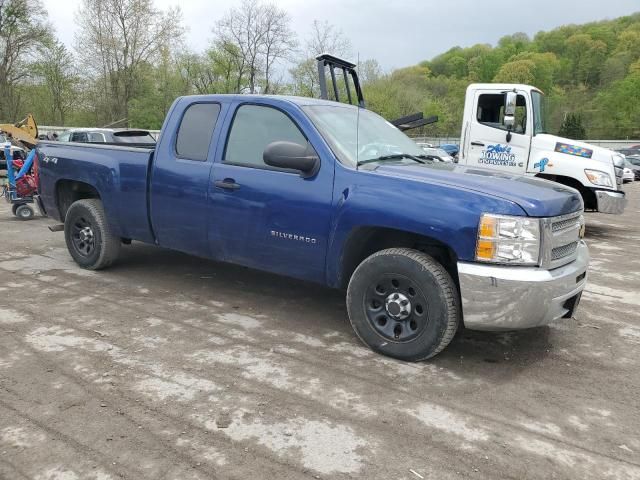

left=37, top=141, right=156, bottom=243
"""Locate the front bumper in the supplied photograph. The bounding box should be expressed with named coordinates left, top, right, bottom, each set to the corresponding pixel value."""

left=594, top=189, right=626, bottom=214
left=457, top=241, right=589, bottom=331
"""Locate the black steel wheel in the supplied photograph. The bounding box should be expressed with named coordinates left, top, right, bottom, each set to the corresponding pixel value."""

left=64, top=199, right=120, bottom=270
left=70, top=214, right=96, bottom=257
left=364, top=274, right=429, bottom=343
left=347, top=248, right=460, bottom=361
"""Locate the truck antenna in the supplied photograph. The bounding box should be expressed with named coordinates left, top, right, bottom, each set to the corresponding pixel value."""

left=356, top=52, right=361, bottom=170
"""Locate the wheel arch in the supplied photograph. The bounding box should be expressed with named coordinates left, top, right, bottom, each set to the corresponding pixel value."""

left=535, top=173, right=596, bottom=210
left=55, top=179, right=101, bottom=221
left=336, top=226, right=459, bottom=290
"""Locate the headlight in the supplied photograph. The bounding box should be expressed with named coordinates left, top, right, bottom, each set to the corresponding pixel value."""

left=584, top=169, right=613, bottom=188
left=476, top=214, right=540, bottom=265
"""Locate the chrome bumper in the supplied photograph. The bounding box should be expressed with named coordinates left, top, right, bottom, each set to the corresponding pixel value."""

left=457, top=241, right=589, bottom=331
left=595, top=190, right=626, bottom=214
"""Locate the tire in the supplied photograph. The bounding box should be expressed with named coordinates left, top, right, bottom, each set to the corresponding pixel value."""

left=15, top=204, right=34, bottom=220
left=64, top=199, right=120, bottom=270
left=346, top=248, right=460, bottom=361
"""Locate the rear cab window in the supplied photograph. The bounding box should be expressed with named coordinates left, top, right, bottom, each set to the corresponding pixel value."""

left=113, top=131, right=156, bottom=144
left=224, top=104, right=307, bottom=169
left=175, top=103, right=221, bottom=161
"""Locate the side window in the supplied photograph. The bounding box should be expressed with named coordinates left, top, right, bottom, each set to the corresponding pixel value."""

left=71, top=132, right=88, bottom=142
left=477, top=94, right=527, bottom=134
left=58, top=132, right=71, bottom=142
left=88, top=132, right=105, bottom=142
left=175, top=103, right=221, bottom=161
left=225, top=104, right=307, bottom=168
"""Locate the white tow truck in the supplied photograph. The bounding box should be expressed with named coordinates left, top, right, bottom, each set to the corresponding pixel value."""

left=457, top=84, right=626, bottom=214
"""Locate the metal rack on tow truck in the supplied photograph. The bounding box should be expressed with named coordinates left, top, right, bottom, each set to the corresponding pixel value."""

left=315, top=53, right=438, bottom=131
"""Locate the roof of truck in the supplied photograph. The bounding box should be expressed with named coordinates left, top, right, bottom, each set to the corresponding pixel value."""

left=466, top=83, right=544, bottom=94
left=179, top=94, right=358, bottom=108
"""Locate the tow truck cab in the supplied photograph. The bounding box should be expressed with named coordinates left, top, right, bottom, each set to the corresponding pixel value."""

left=458, top=84, right=626, bottom=214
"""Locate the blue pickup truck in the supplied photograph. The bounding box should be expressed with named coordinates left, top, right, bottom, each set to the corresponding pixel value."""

left=36, top=94, right=589, bottom=360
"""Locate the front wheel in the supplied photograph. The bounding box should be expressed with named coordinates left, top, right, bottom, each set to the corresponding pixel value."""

left=64, top=199, right=120, bottom=270
left=346, top=248, right=460, bottom=361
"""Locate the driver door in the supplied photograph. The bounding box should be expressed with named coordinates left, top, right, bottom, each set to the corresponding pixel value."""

left=209, top=101, right=334, bottom=283
left=465, top=90, right=531, bottom=174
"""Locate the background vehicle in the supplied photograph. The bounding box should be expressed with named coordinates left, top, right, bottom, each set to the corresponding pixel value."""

left=625, top=156, right=640, bottom=180
left=0, top=114, right=39, bottom=150
left=623, top=160, right=636, bottom=182
left=58, top=128, right=156, bottom=147
left=36, top=90, right=588, bottom=361
left=419, top=146, right=454, bottom=162
left=457, top=84, right=626, bottom=214
left=617, top=147, right=640, bottom=157
left=0, top=134, right=26, bottom=169
left=439, top=143, right=459, bottom=159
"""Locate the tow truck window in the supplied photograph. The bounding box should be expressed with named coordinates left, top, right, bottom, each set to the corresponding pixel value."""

left=224, top=105, right=306, bottom=169
left=175, top=103, right=221, bottom=161
left=477, top=93, right=527, bottom=134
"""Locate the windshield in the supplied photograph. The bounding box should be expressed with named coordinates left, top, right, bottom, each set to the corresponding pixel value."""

left=303, top=105, right=426, bottom=167
left=531, top=90, right=547, bottom=135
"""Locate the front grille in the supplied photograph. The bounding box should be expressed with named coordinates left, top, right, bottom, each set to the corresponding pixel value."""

left=552, top=217, right=580, bottom=232
left=552, top=241, right=578, bottom=260
left=541, top=212, right=583, bottom=268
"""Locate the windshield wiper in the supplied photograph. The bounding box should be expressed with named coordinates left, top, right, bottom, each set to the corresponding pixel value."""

left=357, top=153, right=426, bottom=167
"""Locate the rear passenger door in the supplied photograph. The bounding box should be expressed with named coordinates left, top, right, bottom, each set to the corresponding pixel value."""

left=209, top=101, right=334, bottom=283
left=150, top=101, right=222, bottom=256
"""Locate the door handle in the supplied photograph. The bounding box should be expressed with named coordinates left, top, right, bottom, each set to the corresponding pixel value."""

left=471, top=141, right=485, bottom=147
left=214, top=179, right=241, bottom=190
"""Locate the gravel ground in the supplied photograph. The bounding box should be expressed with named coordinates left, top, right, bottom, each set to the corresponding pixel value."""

left=0, top=184, right=639, bottom=480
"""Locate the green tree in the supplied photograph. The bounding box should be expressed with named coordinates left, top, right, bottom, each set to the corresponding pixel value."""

left=32, top=41, right=78, bottom=125
left=558, top=113, right=586, bottom=139
left=0, top=0, right=51, bottom=121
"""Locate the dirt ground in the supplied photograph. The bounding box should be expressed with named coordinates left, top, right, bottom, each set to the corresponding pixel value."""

left=0, top=184, right=639, bottom=480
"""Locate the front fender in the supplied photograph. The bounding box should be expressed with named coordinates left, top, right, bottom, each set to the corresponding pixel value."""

left=325, top=170, right=526, bottom=287
left=528, top=150, right=616, bottom=190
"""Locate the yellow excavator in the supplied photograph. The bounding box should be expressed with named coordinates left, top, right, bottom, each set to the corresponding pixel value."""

left=0, top=114, right=39, bottom=149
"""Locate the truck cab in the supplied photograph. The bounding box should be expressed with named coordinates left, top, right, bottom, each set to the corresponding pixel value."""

left=459, top=83, right=626, bottom=214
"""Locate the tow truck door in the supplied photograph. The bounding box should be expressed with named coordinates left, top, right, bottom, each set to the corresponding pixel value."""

left=464, top=89, right=531, bottom=174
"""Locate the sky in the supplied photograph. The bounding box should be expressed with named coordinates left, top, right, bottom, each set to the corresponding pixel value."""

left=43, top=0, right=639, bottom=71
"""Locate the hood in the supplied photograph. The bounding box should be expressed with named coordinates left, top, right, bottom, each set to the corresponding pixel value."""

left=372, top=163, right=583, bottom=217
left=534, top=134, right=615, bottom=166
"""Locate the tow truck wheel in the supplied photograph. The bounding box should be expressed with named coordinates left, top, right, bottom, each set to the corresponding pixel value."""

left=64, top=199, right=121, bottom=270
left=15, top=204, right=34, bottom=220
left=346, top=248, right=460, bottom=361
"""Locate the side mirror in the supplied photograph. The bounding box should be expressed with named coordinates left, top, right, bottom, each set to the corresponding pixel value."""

left=503, top=91, right=517, bottom=132
left=263, top=141, right=320, bottom=178
left=504, top=91, right=518, bottom=142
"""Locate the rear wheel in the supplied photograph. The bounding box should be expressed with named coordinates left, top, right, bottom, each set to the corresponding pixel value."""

left=64, top=199, right=120, bottom=270
left=346, top=248, right=460, bottom=361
